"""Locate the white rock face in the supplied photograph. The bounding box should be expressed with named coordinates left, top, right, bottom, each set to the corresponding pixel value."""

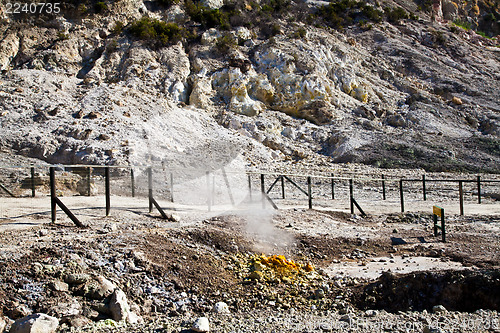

left=191, top=317, right=210, bottom=332
left=200, top=0, right=223, bottom=9
left=9, top=313, right=59, bottom=333
left=0, top=32, right=19, bottom=70
left=201, top=28, right=222, bottom=45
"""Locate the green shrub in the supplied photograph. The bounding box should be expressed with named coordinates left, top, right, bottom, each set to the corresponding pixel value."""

left=129, top=17, right=184, bottom=47
left=385, top=6, right=409, bottom=23
left=57, top=31, right=69, bottom=40
left=110, top=21, right=124, bottom=35
left=95, top=2, right=108, bottom=14
left=362, top=5, right=383, bottom=22
left=452, top=19, right=472, bottom=30
left=185, top=0, right=230, bottom=30
left=293, top=27, right=307, bottom=38
left=215, top=34, right=237, bottom=53
left=317, top=0, right=383, bottom=29
left=106, top=39, right=119, bottom=53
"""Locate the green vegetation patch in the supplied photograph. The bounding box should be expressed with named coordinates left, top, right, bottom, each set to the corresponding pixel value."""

left=129, top=17, right=184, bottom=47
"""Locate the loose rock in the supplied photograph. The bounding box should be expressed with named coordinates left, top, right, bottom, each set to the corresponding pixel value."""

left=212, top=302, right=230, bottom=314
left=191, top=317, right=210, bottom=332
left=9, top=313, right=59, bottom=333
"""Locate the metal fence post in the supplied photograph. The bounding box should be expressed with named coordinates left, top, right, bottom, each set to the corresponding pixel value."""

left=248, top=174, right=252, bottom=201
left=400, top=179, right=405, bottom=213
left=331, top=173, right=335, bottom=200
left=50, top=167, right=56, bottom=223
left=381, top=174, right=386, bottom=201
left=170, top=172, right=174, bottom=203
left=349, top=179, right=354, bottom=214
left=459, top=180, right=464, bottom=216
left=477, top=175, right=481, bottom=204
left=105, top=167, right=110, bottom=216
left=31, top=166, right=35, bottom=197
left=148, top=167, right=153, bottom=213
left=87, top=167, right=92, bottom=197
left=130, top=168, right=135, bottom=197
left=307, top=176, right=312, bottom=209
left=422, top=174, right=427, bottom=201
left=206, top=171, right=211, bottom=212
left=281, top=175, right=285, bottom=199
left=261, top=174, right=265, bottom=208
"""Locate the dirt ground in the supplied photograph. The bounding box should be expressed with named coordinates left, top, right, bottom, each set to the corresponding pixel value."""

left=0, top=190, right=499, bottom=332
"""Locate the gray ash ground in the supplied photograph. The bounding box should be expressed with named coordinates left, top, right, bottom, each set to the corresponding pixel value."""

left=0, top=208, right=499, bottom=332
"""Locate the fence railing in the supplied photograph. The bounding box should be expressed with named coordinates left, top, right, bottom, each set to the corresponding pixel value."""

left=1, top=165, right=499, bottom=227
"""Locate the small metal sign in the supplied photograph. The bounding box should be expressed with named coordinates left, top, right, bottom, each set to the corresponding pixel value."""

left=433, top=205, right=443, bottom=217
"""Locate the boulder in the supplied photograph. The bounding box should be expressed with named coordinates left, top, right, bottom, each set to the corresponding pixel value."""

left=9, top=313, right=59, bottom=333
left=191, top=317, right=210, bottom=332
left=85, top=275, right=116, bottom=299
left=212, top=302, right=230, bottom=314
left=108, top=289, right=141, bottom=324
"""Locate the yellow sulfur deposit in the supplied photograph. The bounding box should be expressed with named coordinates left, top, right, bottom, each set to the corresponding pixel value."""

left=247, top=254, right=315, bottom=282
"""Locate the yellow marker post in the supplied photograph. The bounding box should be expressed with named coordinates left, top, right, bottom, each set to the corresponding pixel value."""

left=433, top=205, right=445, bottom=242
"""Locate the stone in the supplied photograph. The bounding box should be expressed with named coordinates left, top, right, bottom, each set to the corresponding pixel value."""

left=314, top=288, right=325, bottom=299
left=64, top=273, right=90, bottom=285
left=87, top=111, right=102, bottom=119
left=9, top=313, right=59, bottom=333
left=451, top=96, right=463, bottom=105
left=66, top=315, right=92, bottom=328
left=212, top=301, right=230, bottom=314
left=86, top=275, right=116, bottom=299
left=191, top=317, right=210, bottom=332
left=432, top=305, right=447, bottom=314
left=49, top=280, right=69, bottom=292
left=365, top=309, right=378, bottom=317
left=108, top=289, right=140, bottom=324
left=0, top=316, right=6, bottom=333
left=387, top=114, right=406, bottom=127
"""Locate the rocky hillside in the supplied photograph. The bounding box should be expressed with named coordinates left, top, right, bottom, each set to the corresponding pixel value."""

left=0, top=0, right=499, bottom=173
